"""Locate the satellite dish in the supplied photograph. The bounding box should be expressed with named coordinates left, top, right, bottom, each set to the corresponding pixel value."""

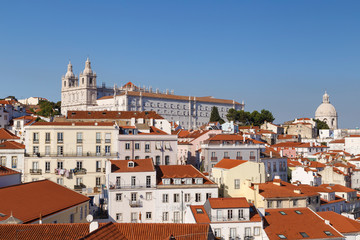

left=86, top=214, right=93, bottom=222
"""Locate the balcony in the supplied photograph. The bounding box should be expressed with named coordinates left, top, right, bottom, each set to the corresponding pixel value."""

left=236, top=156, right=243, bottom=160
left=211, top=216, right=248, bottom=222
left=24, top=152, right=119, bottom=158
left=129, top=200, right=142, bottom=208
left=109, top=184, right=156, bottom=190
left=74, top=183, right=86, bottom=190
left=250, top=156, right=256, bottom=160
left=77, top=139, right=83, bottom=144
left=30, top=169, right=42, bottom=175
left=74, top=168, right=87, bottom=175
left=211, top=157, right=218, bottom=161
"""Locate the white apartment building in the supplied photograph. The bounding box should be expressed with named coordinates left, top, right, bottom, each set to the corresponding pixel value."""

left=345, top=135, right=360, bottom=155
left=60, top=59, right=244, bottom=129
left=11, top=115, right=37, bottom=143
left=200, top=134, right=265, bottom=173
left=0, top=99, right=27, bottom=128
left=0, top=141, right=25, bottom=180
left=118, top=126, right=178, bottom=165
left=24, top=122, right=118, bottom=191
left=106, top=159, right=218, bottom=223
left=185, top=198, right=264, bottom=240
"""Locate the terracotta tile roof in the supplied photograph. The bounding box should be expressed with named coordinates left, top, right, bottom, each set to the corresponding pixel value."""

left=320, top=195, right=345, bottom=205
left=264, top=208, right=343, bottom=240
left=0, top=180, right=89, bottom=223
left=0, top=141, right=25, bottom=149
left=277, top=134, right=299, bottom=140
left=329, top=139, right=345, bottom=144
left=178, top=130, right=209, bottom=139
left=317, top=211, right=360, bottom=234
left=0, top=223, right=91, bottom=240
left=156, top=165, right=215, bottom=185
left=13, top=115, right=36, bottom=121
left=262, top=147, right=282, bottom=158
left=98, top=90, right=242, bottom=105
left=308, top=161, right=326, bottom=168
left=110, top=159, right=155, bottom=173
left=238, top=126, right=260, bottom=130
left=254, top=181, right=319, bottom=198
left=67, top=110, right=164, bottom=120
left=206, top=134, right=265, bottom=145
left=213, top=159, right=248, bottom=169
left=81, top=222, right=127, bottom=240
left=31, top=122, right=115, bottom=126
left=287, top=159, right=302, bottom=167
left=0, top=165, right=21, bottom=176
left=348, top=135, right=360, bottom=138
left=0, top=129, right=20, bottom=140
left=190, top=206, right=210, bottom=223
left=209, top=198, right=250, bottom=209
left=319, top=184, right=356, bottom=193
left=138, top=126, right=169, bottom=135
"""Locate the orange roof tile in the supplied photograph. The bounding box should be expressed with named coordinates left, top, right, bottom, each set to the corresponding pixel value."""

left=0, top=180, right=89, bottom=223
left=317, top=211, right=360, bottom=234
left=213, top=159, right=248, bottom=169
left=81, top=222, right=127, bottom=240
left=254, top=181, right=319, bottom=198
left=31, top=122, right=115, bottom=126
left=329, top=139, right=345, bottom=144
left=209, top=198, right=250, bottom=209
left=264, top=208, right=343, bottom=240
left=319, top=184, right=356, bottom=193
left=0, top=129, right=20, bottom=140
left=156, top=165, right=215, bottom=185
left=0, top=165, right=21, bottom=176
left=67, top=110, right=164, bottom=120
left=0, top=141, right=25, bottom=149
left=190, top=206, right=210, bottom=223
left=277, top=134, right=299, bottom=140
left=110, top=159, right=155, bottom=173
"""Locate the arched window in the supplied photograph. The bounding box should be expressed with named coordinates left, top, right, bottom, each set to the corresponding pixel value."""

left=165, top=156, right=170, bottom=165
left=64, top=81, right=66, bottom=87
left=155, top=156, right=160, bottom=165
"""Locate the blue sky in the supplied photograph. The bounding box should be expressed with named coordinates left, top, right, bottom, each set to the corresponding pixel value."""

left=1, top=1, right=359, bottom=128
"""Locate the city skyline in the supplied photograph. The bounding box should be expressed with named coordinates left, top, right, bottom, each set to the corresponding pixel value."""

left=1, top=1, right=360, bottom=128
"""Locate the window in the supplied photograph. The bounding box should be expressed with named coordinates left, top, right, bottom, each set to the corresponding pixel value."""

left=174, top=193, right=180, bottom=203
left=96, top=177, right=101, bottom=187
left=155, top=156, right=160, bottom=165
left=105, top=133, right=111, bottom=143
left=57, top=132, right=63, bottom=143
left=165, top=142, right=171, bottom=150
left=57, top=161, right=63, bottom=169
left=245, top=227, right=251, bottom=237
left=125, top=156, right=130, bottom=160
left=276, top=200, right=282, bottom=208
left=70, top=214, right=74, bottom=223
left=131, top=212, right=137, bottom=223
left=195, top=178, right=203, bottom=184
left=165, top=156, right=170, bottom=165
left=125, top=143, right=130, bottom=150
left=295, top=210, right=303, bottom=214
left=278, top=234, right=287, bottom=239
left=211, top=152, right=216, bottom=157
left=116, top=176, right=121, bottom=187
left=96, top=132, right=101, bottom=143
left=162, top=212, right=169, bottom=221
left=76, top=161, right=83, bottom=169
left=279, top=211, right=287, bottom=215
left=57, top=146, right=63, bottom=156
left=11, top=156, right=17, bottom=168
left=254, top=227, right=260, bottom=236
left=206, top=193, right=212, bottom=199
left=145, top=142, right=150, bottom=152
left=131, top=193, right=137, bottom=202
left=33, top=132, right=39, bottom=143
left=196, top=208, right=204, bottom=214
left=267, top=201, right=272, bottom=208
left=224, top=152, right=229, bottom=158
left=116, top=213, right=122, bottom=221
left=155, top=142, right=161, bottom=150
left=32, top=161, right=39, bottom=170
left=173, top=211, right=180, bottom=223
left=134, top=156, right=139, bottom=160
left=0, top=156, right=6, bottom=166
left=135, top=142, right=140, bottom=150
left=57, top=178, right=63, bottom=185
left=185, top=193, right=190, bottom=202
left=45, top=162, right=50, bottom=173
left=131, top=176, right=136, bottom=187
left=33, top=146, right=39, bottom=154
left=293, top=199, right=298, bottom=207
left=146, top=176, right=151, bottom=188
left=146, top=212, right=152, bottom=220
left=45, top=132, right=50, bottom=143
left=80, top=207, right=83, bottom=220
left=234, top=179, right=240, bottom=189
left=96, top=161, right=101, bottom=172
left=146, top=192, right=152, bottom=200
left=76, top=132, right=83, bottom=143
left=76, top=177, right=83, bottom=185
left=105, top=146, right=110, bottom=155
left=45, top=146, right=50, bottom=155
left=116, top=193, right=122, bottom=201
left=324, top=231, right=333, bottom=236
left=195, top=193, right=201, bottom=202
left=214, top=229, right=221, bottom=238
left=162, top=194, right=169, bottom=203
left=228, top=210, right=233, bottom=219
left=300, top=232, right=309, bottom=238
left=239, top=209, right=244, bottom=219
left=76, top=146, right=83, bottom=156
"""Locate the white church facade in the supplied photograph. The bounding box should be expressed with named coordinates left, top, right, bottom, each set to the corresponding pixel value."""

left=61, top=59, right=245, bottom=129
left=315, top=91, right=338, bottom=130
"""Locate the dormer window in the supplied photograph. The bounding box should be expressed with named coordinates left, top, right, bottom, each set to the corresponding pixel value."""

left=162, top=178, right=171, bottom=185
left=195, top=178, right=203, bottom=184
left=173, top=178, right=181, bottom=185
left=184, top=178, right=192, bottom=185
left=128, top=161, right=134, bottom=168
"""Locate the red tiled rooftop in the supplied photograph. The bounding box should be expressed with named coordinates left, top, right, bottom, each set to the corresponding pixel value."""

left=31, top=122, right=115, bottom=126
left=319, top=184, right=356, bottom=193
left=0, top=165, right=21, bottom=177
left=213, top=159, right=248, bottom=169
left=110, top=159, right=155, bottom=173
left=209, top=198, right=250, bottom=209
left=317, top=211, right=360, bottom=234
left=156, top=165, right=215, bottom=185
left=0, top=141, right=25, bottom=150
left=0, top=129, right=20, bottom=140
left=0, top=180, right=89, bottom=223
left=67, top=110, right=164, bottom=120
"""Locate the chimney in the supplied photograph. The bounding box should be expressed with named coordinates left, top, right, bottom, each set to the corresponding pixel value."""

left=280, top=150, right=283, bottom=157
left=270, top=151, right=273, bottom=158
left=149, top=86, right=153, bottom=93
left=294, top=189, right=301, bottom=194
left=156, top=88, right=159, bottom=94
left=89, top=221, right=99, bottom=233
left=166, top=89, right=169, bottom=94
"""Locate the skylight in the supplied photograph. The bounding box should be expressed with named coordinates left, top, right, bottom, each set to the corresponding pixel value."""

left=324, top=231, right=333, bottom=236
left=196, top=208, right=204, bottom=214
left=295, top=210, right=302, bottom=214
left=278, top=234, right=286, bottom=239
left=279, top=211, right=287, bottom=215
left=300, top=232, right=309, bottom=238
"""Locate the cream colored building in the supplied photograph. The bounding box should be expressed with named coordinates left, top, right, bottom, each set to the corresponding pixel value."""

left=23, top=122, right=118, bottom=192
left=211, top=159, right=265, bottom=198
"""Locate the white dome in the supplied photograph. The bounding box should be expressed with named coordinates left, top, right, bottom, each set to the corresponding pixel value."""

left=315, top=103, right=337, bottom=117
left=65, top=61, right=75, bottom=78
left=83, top=58, right=93, bottom=75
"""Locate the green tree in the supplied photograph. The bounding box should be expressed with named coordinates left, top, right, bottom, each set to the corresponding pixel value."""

left=315, top=119, right=329, bottom=130
left=210, top=106, right=224, bottom=124
left=238, top=110, right=251, bottom=126
left=260, top=109, right=275, bottom=123
left=225, top=108, right=275, bottom=126
left=226, top=108, right=238, bottom=122
left=37, top=100, right=60, bottom=117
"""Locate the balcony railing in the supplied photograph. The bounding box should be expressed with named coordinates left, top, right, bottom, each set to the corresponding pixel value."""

left=30, top=169, right=42, bottom=175
left=211, top=216, right=248, bottom=222
left=109, top=184, right=156, bottom=190
left=74, top=183, right=86, bottom=190
left=211, top=157, right=218, bottom=161
left=25, top=152, right=118, bottom=157
left=129, top=200, right=142, bottom=208
left=74, top=168, right=87, bottom=175
left=250, top=156, right=256, bottom=160
left=77, top=139, right=83, bottom=144
left=236, top=156, right=243, bottom=160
